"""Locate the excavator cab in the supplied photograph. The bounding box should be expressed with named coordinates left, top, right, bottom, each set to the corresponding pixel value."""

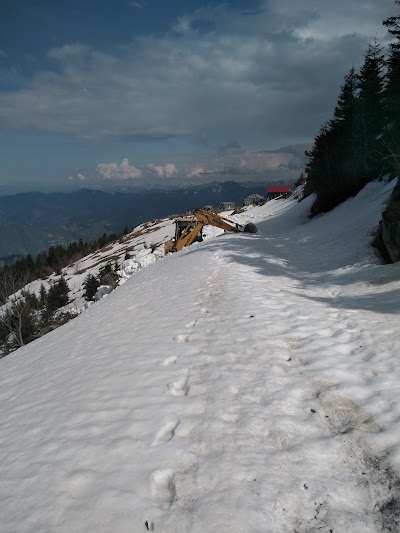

left=175, top=217, right=203, bottom=243
left=164, top=216, right=204, bottom=254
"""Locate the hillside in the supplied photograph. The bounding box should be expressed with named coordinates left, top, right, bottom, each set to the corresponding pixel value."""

left=0, top=182, right=268, bottom=261
left=1, top=180, right=400, bottom=532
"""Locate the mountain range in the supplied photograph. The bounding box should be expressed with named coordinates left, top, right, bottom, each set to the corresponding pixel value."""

left=0, top=181, right=270, bottom=262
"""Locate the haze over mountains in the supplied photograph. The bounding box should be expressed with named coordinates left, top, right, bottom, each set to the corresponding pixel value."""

left=0, top=181, right=270, bottom=263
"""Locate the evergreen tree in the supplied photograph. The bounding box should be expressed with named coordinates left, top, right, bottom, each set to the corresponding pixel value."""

left=83, top=274, right=100, bottom=301
left=383, top=1, right=400, bottom=172
left=46, top=277, right=69, bottom=315
left=25, top=254, right=35, bottom=273
left=39, top=284, right=47, bottom=309
left=354, top=39, right=385, bottom=181
left=35, top=252, right=50, bottom=278
left=24, top=290, right=40, bottom=310
left=305, top=68, right=358, bottom=214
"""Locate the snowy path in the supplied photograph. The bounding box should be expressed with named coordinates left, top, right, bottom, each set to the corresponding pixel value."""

left=1, top=181, right=400, bottom=532
left=150, top=245, right=399, bottom=532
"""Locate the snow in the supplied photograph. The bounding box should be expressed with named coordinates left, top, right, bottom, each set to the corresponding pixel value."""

left=1, top=179, right=400, bottom=532
left=15, top=217, right=177, bottom=313
left=94, top=285, right=114, bottom=300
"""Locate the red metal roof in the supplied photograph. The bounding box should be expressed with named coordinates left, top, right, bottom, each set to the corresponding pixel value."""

left=267, top=185, right=291, bottom=193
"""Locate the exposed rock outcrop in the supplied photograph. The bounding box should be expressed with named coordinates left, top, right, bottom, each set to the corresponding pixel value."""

left=373, top=177, right=400, bottom=263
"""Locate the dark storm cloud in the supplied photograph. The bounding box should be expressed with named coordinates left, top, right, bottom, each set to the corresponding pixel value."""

left=0, top=0, right=395, bottom=178
left=218, top=140, right=242, bottom=156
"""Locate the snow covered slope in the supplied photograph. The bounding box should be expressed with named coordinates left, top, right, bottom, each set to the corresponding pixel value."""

left=1, top=180, right=400, bottom=532
left=22, top=210, right=229, bottom=314
left=21, top=216, right=177, bottom=312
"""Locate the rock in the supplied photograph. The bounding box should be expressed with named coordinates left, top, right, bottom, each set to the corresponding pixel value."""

left=373, top=177, right=400, bottom=263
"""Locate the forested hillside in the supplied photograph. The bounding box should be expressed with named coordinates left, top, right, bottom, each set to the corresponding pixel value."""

left=304, top=1, right=400, bottom=216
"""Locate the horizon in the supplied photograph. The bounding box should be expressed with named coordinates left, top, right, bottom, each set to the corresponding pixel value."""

left=0, top=177, right=293, bottom=197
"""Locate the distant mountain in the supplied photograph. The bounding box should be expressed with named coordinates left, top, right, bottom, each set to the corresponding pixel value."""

left=0, top=181, right=269, bottom=259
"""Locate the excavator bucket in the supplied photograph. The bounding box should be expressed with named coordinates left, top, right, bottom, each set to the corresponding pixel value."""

left=243, top=222, right=257, bottom=233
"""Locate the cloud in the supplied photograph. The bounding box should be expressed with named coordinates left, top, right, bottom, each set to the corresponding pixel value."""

left=0, top=49, right=7, bottom=59
left=67, top=172, right=87, bottom=182
left=182, top=144, right=306, bottom=183
left=97, top=158, right=142, bottom=180
left=0, top=1, right=394, bottom=151
left=89, top=143, right=305, bottom=186
left=218, top=140, right=242, bottom=156
left=187, top=166, right=205, bottom=178
left=129, top=1, right=147, bottom=8
left=150, top=163, right=178, bottom=178
left=173, top=15, right=193, bottom=34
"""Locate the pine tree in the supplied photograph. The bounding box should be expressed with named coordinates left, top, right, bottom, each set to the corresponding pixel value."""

left=25, top=254, right=35, bottom=273
left=83, top=274, right=100, bottom=301
left=305, top=68, right=358, bottom=214
left=24, top=290, right=40, bottom=310
left=39, top=284, right=47, bottom=308
left=46, top=277, right=69, bottom=315
left=354, top=39, right=385, bottom=181
left=383, top=1, right=400, bottom=172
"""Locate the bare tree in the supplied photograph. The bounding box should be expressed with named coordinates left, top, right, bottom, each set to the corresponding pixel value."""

left=0, top=271, right=32, bottom=352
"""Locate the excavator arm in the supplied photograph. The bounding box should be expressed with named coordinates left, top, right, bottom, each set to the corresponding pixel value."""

left=175, top=221, right=205, bottom=252
left=193, top=209, right=242, bottom=233
left=165, top=208, right=256, bottom=254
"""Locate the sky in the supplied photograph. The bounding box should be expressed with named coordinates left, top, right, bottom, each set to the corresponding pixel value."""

left=0, top=0, right=396, bottom=193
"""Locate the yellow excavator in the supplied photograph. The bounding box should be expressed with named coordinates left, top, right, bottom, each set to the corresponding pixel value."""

left=165, top=209, right=257, bottom=253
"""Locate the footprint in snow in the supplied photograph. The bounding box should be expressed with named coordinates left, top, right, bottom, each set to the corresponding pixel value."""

left=173, top=334, right=190, bottom=343
left=152, top=417, right=180, bottom=446
left=163, top=355, right=179, bottom=366
left=149, top=469, right=176, bottom=509
left=169, top=373, right=190, bottom=396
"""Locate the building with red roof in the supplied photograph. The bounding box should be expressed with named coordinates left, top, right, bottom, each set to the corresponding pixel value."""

left=266, top=185, right=291, bottom=200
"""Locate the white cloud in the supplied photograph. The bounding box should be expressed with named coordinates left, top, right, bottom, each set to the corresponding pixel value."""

left=151, top=163, right=178, bottom=178
left=67, top=172, right=88, bottom=183
left=266, top=0, right=392, bottom=42
left=0, top=49, right=7, bottom=59
left=187, top=166, right=205, bottom=178
left=70, top=146, right=305, bottom=186
left=181, top=145, right=306, bottom=183
left=97, top=158, right=142, bottom=180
